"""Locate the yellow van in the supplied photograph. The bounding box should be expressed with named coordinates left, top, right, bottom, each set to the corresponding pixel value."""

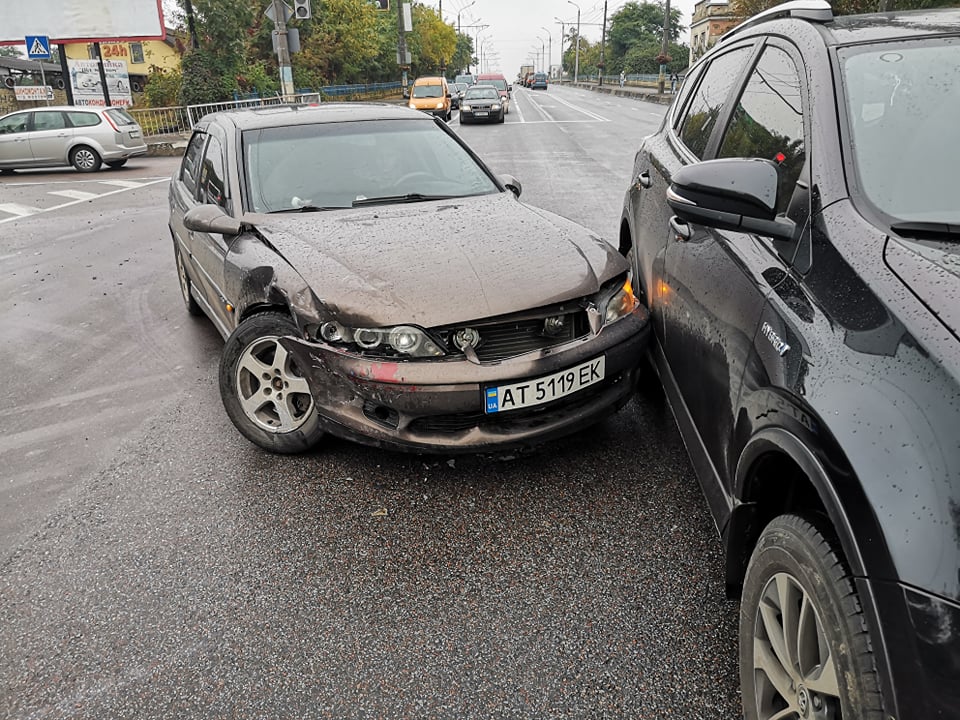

left=408, top=76, right=451, bottom=121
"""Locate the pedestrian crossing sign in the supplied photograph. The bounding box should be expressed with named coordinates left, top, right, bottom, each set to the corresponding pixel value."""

left=26, top=35, right=51, bottom=60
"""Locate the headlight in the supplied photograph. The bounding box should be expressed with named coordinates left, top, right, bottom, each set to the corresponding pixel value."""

left=408, top=102, right=416, bottom=109
left=492, top=104, right=501, bottom=110
left=461, top=104, right=471, bottom=112
left=317, top=322, right=445, bottom=358
left=600, top=278, right=638, bottom=326
left=436, top=101, right=445, bottom=109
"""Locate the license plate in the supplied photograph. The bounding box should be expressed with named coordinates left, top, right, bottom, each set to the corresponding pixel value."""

left=485, top=357, right=605, bottom=414
left=129, top=130, right=141, bottom=138
left=475, top=111, right=488, bottom=117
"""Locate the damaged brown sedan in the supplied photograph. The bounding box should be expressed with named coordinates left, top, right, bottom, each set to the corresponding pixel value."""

left=169, top=103, right=650, bottom=454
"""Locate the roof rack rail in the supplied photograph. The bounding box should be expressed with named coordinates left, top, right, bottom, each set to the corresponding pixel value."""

left=720, top=0, right=833, bottom=43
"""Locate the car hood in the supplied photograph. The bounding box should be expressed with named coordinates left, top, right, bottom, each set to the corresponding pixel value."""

left=245, top=193, right=626, bottom=328
left=885, top=235, right=960, bottom=340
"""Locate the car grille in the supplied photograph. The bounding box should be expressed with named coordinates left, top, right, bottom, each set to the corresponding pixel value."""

left=467, top=103, right=493, bottom=111
left=408, top=374, right=621, bottom=435
left=435, top=310, right=590, bottom=362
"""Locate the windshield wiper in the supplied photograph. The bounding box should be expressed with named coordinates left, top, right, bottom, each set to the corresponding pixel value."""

left=890, top=221, right=960, bottom=242
left=352, top=193, right=458, bottom=208
left=269, top=205, right=342, bottom=213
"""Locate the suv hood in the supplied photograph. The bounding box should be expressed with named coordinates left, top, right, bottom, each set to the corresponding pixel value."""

left=885, top=236, right=960, bottom=339
left=245, top=193, right=626, bottom=328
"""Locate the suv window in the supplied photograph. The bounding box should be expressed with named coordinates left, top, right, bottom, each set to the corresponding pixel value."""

left=199, top=136, right=227, bottom=207
left=718, top=46, right=806, bottom=215
left=678, top=46, right=753, bottom=159
left=32, top=111, right=67, bottom=131
left=181, top=131, right=207, bottom=196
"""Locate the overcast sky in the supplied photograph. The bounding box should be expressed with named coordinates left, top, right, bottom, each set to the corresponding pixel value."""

left=431, top=0, right=696, bottom=76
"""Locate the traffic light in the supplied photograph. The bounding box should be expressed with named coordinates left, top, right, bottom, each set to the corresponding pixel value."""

left=372, top=0, right=389, bottom=9
left=293, top=0, right=311, bottom=20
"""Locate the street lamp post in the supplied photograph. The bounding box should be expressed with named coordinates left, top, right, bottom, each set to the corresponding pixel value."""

left=457, top=1, right=476, bottom=74
left=554, top=17, right=566, bottom=83
left=658, top=0, right=672, bottom=94
left=540, top=26, right=552, bottom=80
left=536, top=36, right=546, bottom=73
left=567, top=0, right=580, bottom=84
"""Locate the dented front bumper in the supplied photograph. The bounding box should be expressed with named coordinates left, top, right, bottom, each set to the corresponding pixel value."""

left=278, top=309, right=650, bottom=453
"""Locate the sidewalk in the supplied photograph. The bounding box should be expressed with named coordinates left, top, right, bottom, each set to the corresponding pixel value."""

left=561, top=81, right=677, bottom=106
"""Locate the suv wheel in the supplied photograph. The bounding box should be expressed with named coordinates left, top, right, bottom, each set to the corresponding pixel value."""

left=740, top=515, right=884, bottom=720
left=219, top=312, right=324, bottom=454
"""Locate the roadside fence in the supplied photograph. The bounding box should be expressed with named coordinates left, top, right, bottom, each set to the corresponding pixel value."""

left=128, top=82, right=402, bottom=138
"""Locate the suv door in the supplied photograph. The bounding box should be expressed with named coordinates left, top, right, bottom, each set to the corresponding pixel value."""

left=28, top=110, right=72, bottom=165
left=662, top=42, right=810, bottom=504
left=0, top=112, right=33, bottom=168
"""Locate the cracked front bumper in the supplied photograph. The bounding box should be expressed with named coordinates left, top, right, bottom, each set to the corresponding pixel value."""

left=278, top=309, right=650, bottom=453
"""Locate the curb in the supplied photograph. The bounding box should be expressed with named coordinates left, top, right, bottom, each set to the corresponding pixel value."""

left=565, top=82, right=674, bottom=106
left=146, top=140, right=189, bottom=157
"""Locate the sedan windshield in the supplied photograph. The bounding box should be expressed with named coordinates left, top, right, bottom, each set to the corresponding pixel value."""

left=840, top=39, right=960, bottom=224
left=465, top=88, right=499, bottom=101
left=243, top=119, right=499, bottom=213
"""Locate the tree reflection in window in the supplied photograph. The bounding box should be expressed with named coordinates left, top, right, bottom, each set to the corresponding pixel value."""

left=719, top=47, right=805, bottom=215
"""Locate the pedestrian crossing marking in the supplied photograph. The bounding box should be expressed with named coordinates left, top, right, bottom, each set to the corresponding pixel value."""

left=0, top=203, right=42, bottom=217
left=48, top=189, right=100, bottom=201
left=97, top=180, right=146, bottom=189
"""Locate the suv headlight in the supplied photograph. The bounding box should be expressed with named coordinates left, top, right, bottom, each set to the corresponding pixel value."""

left=317, top=322, right=445, bottom=358
left=599, top=277, right=638, bottom=326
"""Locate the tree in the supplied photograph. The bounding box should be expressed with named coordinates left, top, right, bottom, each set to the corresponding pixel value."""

left=0, top=46, right=21, bottom=58
left=405, top=4, right=457, bottom=76
left=606, top=1, right=686, bottom=75
left=731, top=0, right=956, bottom=16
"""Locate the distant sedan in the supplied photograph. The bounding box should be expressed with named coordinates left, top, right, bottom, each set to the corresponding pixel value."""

left=459, top=85, right=505, bottom=124
left=168, top=103, right=649, bottom=454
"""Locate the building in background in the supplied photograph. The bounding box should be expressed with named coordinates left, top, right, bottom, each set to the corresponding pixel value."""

left=62, top=38, right=181, bottom=94
left=689, top=0, right=740, bottom=66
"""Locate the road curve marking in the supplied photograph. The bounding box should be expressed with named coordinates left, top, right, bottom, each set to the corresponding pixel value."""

left=0, top=178, right=167, bottom=225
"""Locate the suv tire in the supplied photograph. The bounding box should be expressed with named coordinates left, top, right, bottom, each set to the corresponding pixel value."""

left=740, top=514, right=885, bottom=720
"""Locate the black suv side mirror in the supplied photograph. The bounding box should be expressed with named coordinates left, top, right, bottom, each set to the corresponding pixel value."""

left=666, top=158, right=796, bottom=241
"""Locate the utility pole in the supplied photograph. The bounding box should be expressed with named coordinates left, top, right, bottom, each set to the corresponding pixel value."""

left=568, top=1, right=580, bottom=84
left=598, top=0, right=607, bottom=86
left=540, top=26, right=551, bottom=80
left=184, top=0, right=199, bottom=50
left=658, top=0, right=671, bottom=94
left=554, top=17, right=566, bottom=83
left=272, top=0, right=294, bottom=98
left=397, top=0, right=409, bottom=95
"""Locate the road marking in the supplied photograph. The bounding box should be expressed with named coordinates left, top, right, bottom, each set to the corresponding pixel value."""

left=48, top=189, right=100, bottom=201
left=524, top=92, right=555, bottom=122
left=3, top=176, right=168, bottom=186
left=513, top=97, right=526, bottom=123
left=548, top=93, right=610, bottom=122
left=0, top=203, right=42, bottom=217
left=97, top=179, right=146, bottom=189
left=0, top=178, right=167, bottom=225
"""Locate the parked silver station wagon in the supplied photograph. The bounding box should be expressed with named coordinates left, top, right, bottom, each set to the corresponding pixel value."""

left=0, top=105, right=147, bottom=173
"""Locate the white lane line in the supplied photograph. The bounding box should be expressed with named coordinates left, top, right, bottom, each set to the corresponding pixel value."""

left=0, top=178, right=167, bottom=225
left=512, top=97, right=526, bottom=123
left=4, top=176, right=168, bottom=187
left=548, top=93, right=610, bottom=122
left=524, top=92, right=555, bottom=122
left=48, top=189, right=100, bottom=201
left=97, top=179, right=146, bottom=189
left=0, top=203, right=42, bottom=217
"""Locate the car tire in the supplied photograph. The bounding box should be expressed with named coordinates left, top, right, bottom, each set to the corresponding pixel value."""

left=70, top=145, right=102, bottom=173
left=105, top=159, right=128, bottom=169
left=0, top=168, right=14, bottom=175
left=173, top=241, right=203, bottom=317
left=498, top=112, right=505, bottom=123
left=219, top=312, right=324, bottom=455
left=740, top=514, right=885, bottom=720
left=460, top=117, right=469, bottom=125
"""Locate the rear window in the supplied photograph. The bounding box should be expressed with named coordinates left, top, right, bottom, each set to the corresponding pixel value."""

left=67, top=111, right=101, bottom=128
left=105, top=108, right=137, bottom=126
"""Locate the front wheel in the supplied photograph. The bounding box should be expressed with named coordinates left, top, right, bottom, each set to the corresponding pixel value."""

left=173, top=241, right=203, bottom=317
left=70, top=145, right=102, bottom=173
left=740, top=515, right=885, bottom=720
left=219, top=312, right=324, bottom=454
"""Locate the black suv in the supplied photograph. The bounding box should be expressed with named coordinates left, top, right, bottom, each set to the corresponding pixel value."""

left=619, top=3, right=959, bottom=719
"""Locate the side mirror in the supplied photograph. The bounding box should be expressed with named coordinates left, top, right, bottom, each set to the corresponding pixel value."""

left=666, top=158, right=796, bottom=241
left=184, top=204, right=242, bottom=235
left=508, top=84, right=513, bottom=92
left=500, top=174, right=522, bottom=198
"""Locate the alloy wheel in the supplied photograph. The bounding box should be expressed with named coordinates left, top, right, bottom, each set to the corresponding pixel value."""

left=235, top=336, right=314, bottom=433
left=752, top=572, right=842, bottom=720
left=74, top=148, right=97, bottom=171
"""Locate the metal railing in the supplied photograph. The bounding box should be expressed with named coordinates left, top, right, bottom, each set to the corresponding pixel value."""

left=128, top=82, right=403, bottom=138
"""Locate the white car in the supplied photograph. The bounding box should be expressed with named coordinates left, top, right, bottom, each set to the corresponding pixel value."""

left=0, top=105, right=147, bottom=172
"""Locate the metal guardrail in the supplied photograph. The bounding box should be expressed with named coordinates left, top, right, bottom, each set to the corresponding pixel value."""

left=128, top=83, right=403, bottom=138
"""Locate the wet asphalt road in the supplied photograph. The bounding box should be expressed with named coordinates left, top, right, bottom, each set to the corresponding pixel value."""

left=1, top=87, right=742, bottom=719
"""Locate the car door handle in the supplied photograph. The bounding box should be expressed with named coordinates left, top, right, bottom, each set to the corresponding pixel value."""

left=669, top=215, right=691, bottom=241
left=636, top=171, right=652, bottom=189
